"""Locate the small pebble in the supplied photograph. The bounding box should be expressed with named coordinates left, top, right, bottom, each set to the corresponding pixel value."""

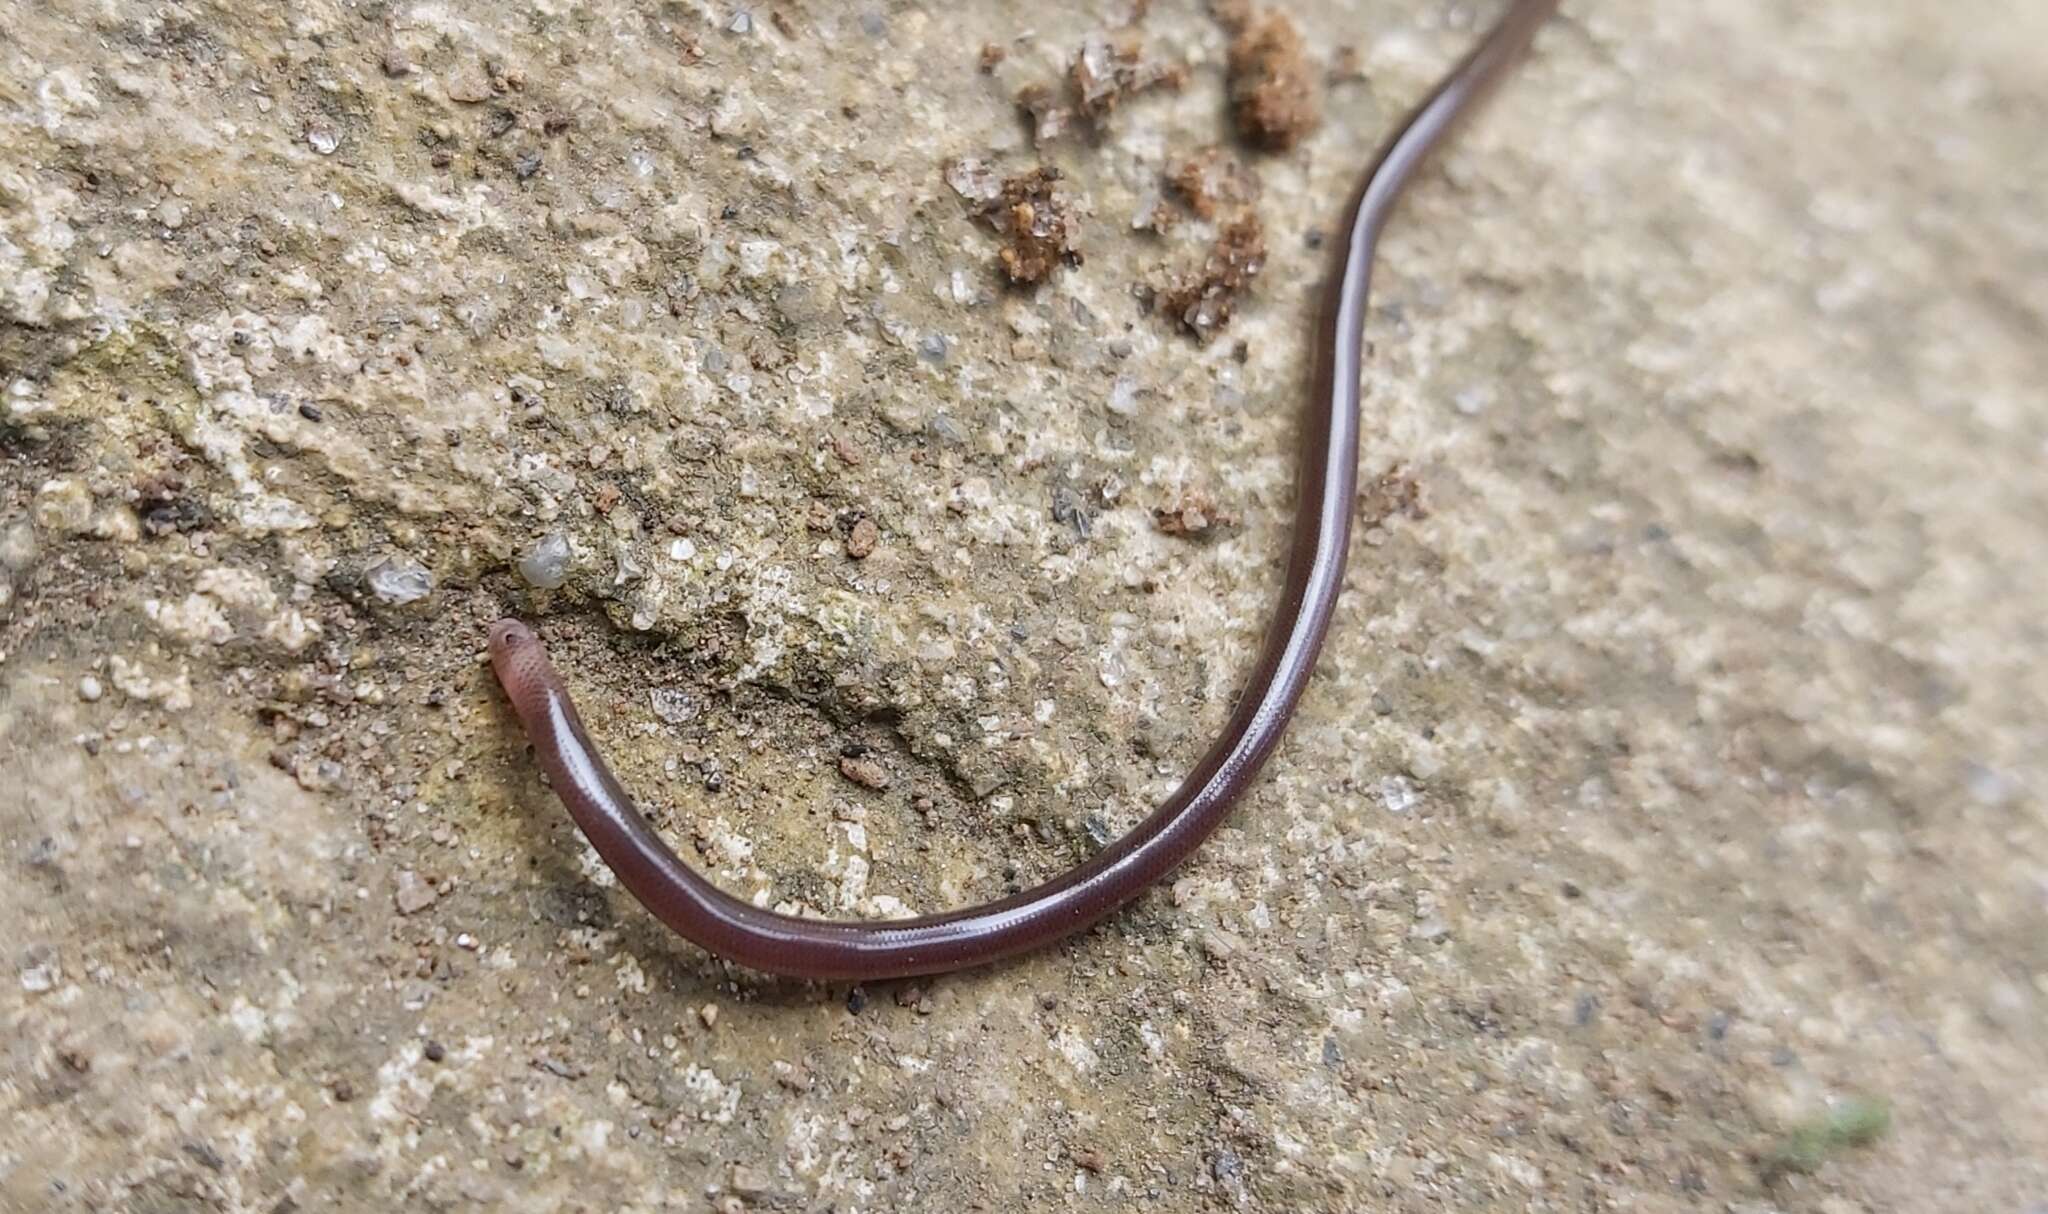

left=381, top=50, right=414, bottom=78
left=77, top=675, right=103, bottom=702
left=698, top=1002, right=720, bottom=1028
left=366, top=554, right=434, bottom=605
left=393, top=870, right=438, bottom=915
left=839, top=754, right=889, bottom=790
left=19, top=956, right=60, bottom=994
left=156, top=199, right=188, bottom=229
left=649, top=688, right=698, bottom=725
left=444, top=66, right=493, bottom=104
left=1378, top=774, right=1420, bottom=814
left=846, top=517, right=880, bottom=560
left=424, top=1040, right=446, bottom=1062
left=293, top=758, right=346, bottom=793
left=308, top=126, right=340, bottom=155
left=519, top=532, right=572, bottom=589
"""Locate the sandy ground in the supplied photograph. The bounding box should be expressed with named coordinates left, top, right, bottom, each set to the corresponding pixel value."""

left=1, top=0, right=2043, bottom=1210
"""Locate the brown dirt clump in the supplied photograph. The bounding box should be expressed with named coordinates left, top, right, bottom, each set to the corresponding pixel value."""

left=1069, top=34, right=1187, bottom=123
left=946, top=161, right=1085, bottom=285
left=1167, top=147, right=1261, bottom=220
left=1227, top=9, right=1322, bottom=150
left=1158, top=212, right=1267, bottom=338
left=991, top=168, right=1084, bottom=285
left=1011, top=34, right=1186, bottom=146
left=1357, top=464, right=1429, bottom=526
left=1015, top=82, right=1074, bottom=145
left=1152, top=487, right=1240, bottom=537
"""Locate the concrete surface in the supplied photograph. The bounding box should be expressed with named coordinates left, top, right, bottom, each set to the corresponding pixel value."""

left=1, top=0, right=2043, bottom=1210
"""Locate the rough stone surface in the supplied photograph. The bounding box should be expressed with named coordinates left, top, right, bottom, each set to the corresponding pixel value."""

left=2, top=1, right=2044, bottom=1211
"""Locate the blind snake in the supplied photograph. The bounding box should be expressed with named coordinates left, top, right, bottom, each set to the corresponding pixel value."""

left=490, top=0, right=1559, bottom=979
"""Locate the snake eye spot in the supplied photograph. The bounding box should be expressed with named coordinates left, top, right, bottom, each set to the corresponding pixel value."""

left=490, top=619, right=535, bottom=651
